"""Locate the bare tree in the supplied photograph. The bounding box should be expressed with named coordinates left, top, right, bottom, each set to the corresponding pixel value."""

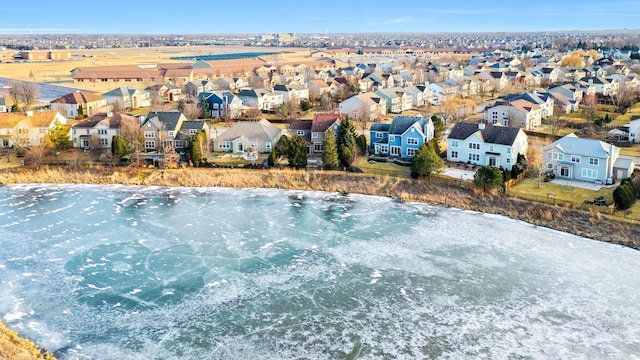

left=162, top=145, right=179, bottom=169
left=25, top=143, right=52, bottom=170
left=121, top=118, right=143, bottom=166
left=582, top=94, right=599, bottom=124
left=545, top=102, right=567, bottom=140
left=611, top=82, right=635, bottom=113
left=7, top=80, right=39, bottom=111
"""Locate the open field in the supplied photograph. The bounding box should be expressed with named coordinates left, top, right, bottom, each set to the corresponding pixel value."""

left=0, top=46, right=313, bottom=92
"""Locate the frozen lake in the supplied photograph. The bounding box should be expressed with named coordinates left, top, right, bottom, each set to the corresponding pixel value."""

left=1, top=184, right=639, bottom=359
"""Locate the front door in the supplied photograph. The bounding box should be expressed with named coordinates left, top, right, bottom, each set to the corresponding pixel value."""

left=488, top=156, right=497, bottom=167
left=236, top=142, right=244, bottom=153
left=560, top=166, right=571, bottom=178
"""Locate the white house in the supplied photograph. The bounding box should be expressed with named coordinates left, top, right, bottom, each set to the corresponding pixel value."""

left=483, top=99, right=542, bottom=130
left=338, top=92, right=387, bottom=121
left=627, top=116, right=640, bottom=143
left=446, top=122, right=528, bottom=170
left=71, top=112, right=140, bottom=150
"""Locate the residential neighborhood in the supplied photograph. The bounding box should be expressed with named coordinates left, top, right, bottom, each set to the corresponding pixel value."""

left=0, top=36, right=639, bottom=217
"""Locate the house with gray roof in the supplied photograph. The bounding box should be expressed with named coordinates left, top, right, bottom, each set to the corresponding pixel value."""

left=447, top=122, right=528, bottom=170
left=543, top=133, right=634, bottom=183
left=140, top=111, right=188, bottom=151
left=212, top=118, right=283, bottom=153
left=102, top=86, right=151, bottom=110
left=370, top=115, right=434, bottom=158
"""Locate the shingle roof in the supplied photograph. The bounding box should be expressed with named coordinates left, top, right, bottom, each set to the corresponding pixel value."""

left=448, top=122, right=521, bottom=146
left=73, top=112, right=139, bottom=129
left=543, top=133, right=613, bottom=158
left=388, top=116, right=429, bottom=135
left=216, top=119, right=282, bottom=142
left=370, top=123, right=390, bottom=132
left=311, top=113, right=343, bottom=133
left=143, top=111, right=185, bottom=131
left=51, top=91, right=104, bottom=104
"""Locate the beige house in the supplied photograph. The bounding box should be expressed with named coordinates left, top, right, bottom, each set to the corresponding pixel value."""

left=0, top=111, right=68, bottom=148
left=50, top=91, right=109, bottom=119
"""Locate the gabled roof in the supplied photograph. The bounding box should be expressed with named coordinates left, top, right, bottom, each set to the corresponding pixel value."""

left=543, top=133, right=615, bottom=158
left=312, top=113, right=344, bottom=133
left=51, top=91, right=104, bottom=104
left=290, top=120, right=313, bottom=131
left=370, top=123, right=391, bottom=132
left=143, top=111, right=185, bottom=131
left=448, top=122, right=522, bottom=146
left=215, top=119, right=282, bottom=142
left=388, top=115, right=429, bottom=135
left=73, top=112, right=139, bottom=129
left=0, top=111, right=64, bottom=128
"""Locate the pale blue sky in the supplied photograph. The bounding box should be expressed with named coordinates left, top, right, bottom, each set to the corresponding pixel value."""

left=1, top=1, right=639, bottom=34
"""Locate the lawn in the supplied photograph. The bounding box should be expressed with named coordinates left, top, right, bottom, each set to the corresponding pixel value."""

left=354, top=157, right=412, bottom=177
left=620, top=145, right=640, bottom=157
left=509, top=177, right=616, bottom=205
left=612, top=102, right=640, bottom=126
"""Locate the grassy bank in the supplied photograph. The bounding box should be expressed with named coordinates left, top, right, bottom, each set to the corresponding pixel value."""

left=0, top=165, right=638, bottom=249
left=0, top=320, right=55, bottom=360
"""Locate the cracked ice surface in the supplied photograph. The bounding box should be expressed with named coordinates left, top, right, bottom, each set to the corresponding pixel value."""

left=0, top=184, right=639, bottom=359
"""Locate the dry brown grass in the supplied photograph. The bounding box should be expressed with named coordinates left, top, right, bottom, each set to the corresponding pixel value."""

left=2, top=165, right=639, bottom=250
left=0, top=320, right=55, bottom=360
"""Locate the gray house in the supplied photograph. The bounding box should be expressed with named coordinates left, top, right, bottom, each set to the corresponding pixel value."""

left=543, top=133, right=635, bottom=184
left=212, top=119, right=283, bottom=153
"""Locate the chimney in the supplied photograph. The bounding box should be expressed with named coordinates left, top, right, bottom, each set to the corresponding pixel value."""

left=478, top=122, right=485, bottom=130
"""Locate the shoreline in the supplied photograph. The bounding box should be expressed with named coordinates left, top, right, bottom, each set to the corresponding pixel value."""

left=0, top=166, right=638, bottom=249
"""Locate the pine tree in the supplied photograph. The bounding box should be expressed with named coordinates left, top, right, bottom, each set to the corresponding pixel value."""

left=287, top=135, right=308, bottom=169
left=189, top=130, right=207, bottom=165
left=111, top=135, right=129, bottom=160
left=322, top=127, right=338, bottom=169
left=410, top=143, right=445, bottom=178
left=474, top=166, right=504, bottom=191
left=337, top=116, right=358, bottom=168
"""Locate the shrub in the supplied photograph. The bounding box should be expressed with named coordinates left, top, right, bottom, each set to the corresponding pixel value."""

left=613, top=179, right=637, bottom=210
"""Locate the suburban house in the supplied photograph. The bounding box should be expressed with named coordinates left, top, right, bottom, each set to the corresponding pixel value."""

left=309, top=113, right=344, bottom=154
left=50, top=91, right=109, bottom=119
left=102, top=86, right=152, bottom=110
left=212, top=118, right=283, bottom=154
left=627, top=116, right=640, bottom=143
left=175, top=120, right=210, bottom=153
left=71, top=112, right=140, bottom=150
left=542, top=133, right=635, bottom=183
left=307, top=79, right=330, bottom=99
left=218, top=77, right=249, bottom=90
left=140, top=111, right=188, bottom=151
left=446, top=122, right=528, bottom=170
left=370, top=115, right=434, bottom=158
left=338, top=92, right=387, bottom=121
left=403, top=85, right=430, bottom=107
left=290, top=120, right=313, bottom=154
left=198, top=91, right=243, bottom=119
left=146, top=83, right=185, bottom=103
left=483, top=99, right=542, bottom=130
left=273, top=84, right=310, bottom=103
left=184, top=79, right=218, bottom=97
left=238, top=88, right=284, bottom=111
left=374, top=87, right=413, bottom=113
left=0, top=111, right=69, bottom=148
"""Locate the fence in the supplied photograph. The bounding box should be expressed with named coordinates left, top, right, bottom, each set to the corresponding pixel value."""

left=505, top=188, right=640, bottom=222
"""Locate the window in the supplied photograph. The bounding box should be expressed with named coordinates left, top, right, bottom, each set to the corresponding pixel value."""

left=468, top=153, right=480, bottom=161
left=144, top=131, right=155, bottom=138
left=314, top=144, right=323, bottom=152
left=312, top=132, right=318, bottom=138
left=506, top=158, right=510, bottom=163
left=407, top=148, right=417, bottom=157
left=72, top=129, right=76, bottom=135
left=100, top=138, right=108, bottom=146
left=144, top=141, right=155, bottom=149
left=489, top=145, right=494, bottom=152
left=407, top=138, right=419, bottom=145
left=98, top=129, right=107, bottom=135
left=451, top=151, right=458, bottom=158
left=376, top=132, right=383, bottom=139
left=390, top=146, right=401, bottom=156
left=581, top=168, right=598, bottom=179
left=507, top=147, right=511, bottom=153
left=297, top=130, right=305, bottom=136
left=451, top=140, right=459, bottom=147
left=86, top=129, right=90, bottom=135
left=551, top=152, right=564, bottom=161
left=588, top=157, right=599, bottom=166
left=266, top=142, right=272, bottom=149
left=189, top=129, right=198, bottom=135
left=219, top=142, right=231, bottom=150
left=468, top=143, right=480, bottom=150
left=379, top=145, right=388, bottom=154
left=168, top=131, right=175, bottom=138
left=389, top=135, right=396, bottom=142
left=571, top=155, right=581, bottom=163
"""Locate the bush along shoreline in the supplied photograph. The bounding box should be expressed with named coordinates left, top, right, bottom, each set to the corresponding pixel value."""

left=0, top=166, right=638, bottom=250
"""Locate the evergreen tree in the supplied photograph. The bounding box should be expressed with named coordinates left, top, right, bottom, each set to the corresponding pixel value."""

left=189, top=130, right=207, bottom=165
left=275, top=136, right=290, bottom=156
left=431, top=115, right=445, bottom=141
left=77, top=104, right=84, bottom=118
left=356, top=134, right=367, bottom=156
left=287, top=135, right=308, bottom=169
left=268, top=149, right=277, bottom=167
left=474, top=166, right=504, bottom=191
left=337, top=116, right=358, bottom=168
left=339, top=131, right=357, bottom=168
left=47, top=119, right=72, bottom=151
left=410, top=143, right=445, bottom=178
left=111, top=135, right=129, bottom=160
left=199, top=97, right=210, bottom=118
left=322, top=127, right=339, bottom=169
